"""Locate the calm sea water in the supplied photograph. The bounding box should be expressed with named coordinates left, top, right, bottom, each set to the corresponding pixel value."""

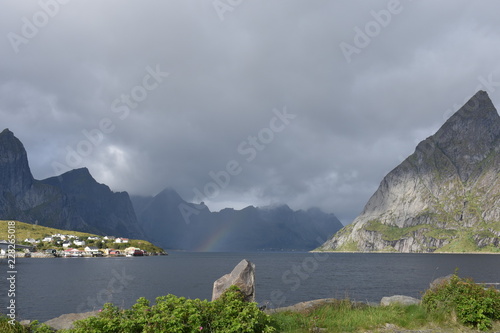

left=1, top=252, right=499, bottom=322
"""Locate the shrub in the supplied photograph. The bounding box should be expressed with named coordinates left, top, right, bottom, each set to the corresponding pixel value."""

left=68, top=285, right=275, bottom=333
left=422, top=273, right=500, bottom=330
left=0, top=316, right=53, bottom=333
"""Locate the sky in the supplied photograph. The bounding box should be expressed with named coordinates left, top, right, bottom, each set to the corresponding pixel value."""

left=1, top=0, right=500, bottom=224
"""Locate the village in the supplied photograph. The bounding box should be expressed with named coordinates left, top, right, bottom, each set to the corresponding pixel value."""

left=0, top=233, right=167, bottom=258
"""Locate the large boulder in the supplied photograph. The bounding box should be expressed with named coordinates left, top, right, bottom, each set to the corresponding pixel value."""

left=212, top=259, right=255, bottom=302
left=380, top=295, right=421, bottom=306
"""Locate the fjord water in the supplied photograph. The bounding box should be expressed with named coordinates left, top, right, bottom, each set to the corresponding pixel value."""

left=2, top=252, right=500, bottom=322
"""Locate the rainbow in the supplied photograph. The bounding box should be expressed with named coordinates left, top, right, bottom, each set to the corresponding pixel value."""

left=194, top=222, right=235, bottom=252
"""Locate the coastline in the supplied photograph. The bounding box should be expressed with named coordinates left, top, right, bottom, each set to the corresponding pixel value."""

left=0, top=252, right=167, bottom=259
left=310, top=250, right=500, bottom=254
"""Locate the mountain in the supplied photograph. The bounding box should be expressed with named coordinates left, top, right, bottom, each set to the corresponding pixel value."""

left=132, top=190, right=343, bottom=251
left=0, top=128, right=343, bottom=251
left=319, top=91, right=500, bottom=252
left=0, top=129, right=142, bottom=238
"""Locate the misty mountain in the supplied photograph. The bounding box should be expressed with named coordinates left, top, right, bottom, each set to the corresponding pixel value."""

left=0, top=128, right=143, bottom=238
left=0, top=128, right=343, bottom=251
left=131, top=189, right=343, bottom=251
left=320, top=91, right=500, bottom=252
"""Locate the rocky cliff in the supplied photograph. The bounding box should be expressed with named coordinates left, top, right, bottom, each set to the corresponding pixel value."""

left=0, top=129, right=143, bottom=238
left=320, top=91, right=500, bottom=252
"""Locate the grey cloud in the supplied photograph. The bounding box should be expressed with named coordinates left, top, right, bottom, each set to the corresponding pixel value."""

left=1, top=0, right=500, bottom=224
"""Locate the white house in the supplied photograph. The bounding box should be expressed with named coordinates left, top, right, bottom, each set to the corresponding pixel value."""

left=42, top=236, right=53, bottom=242
left=64, top=248, right=83, bottom=257
left=103, top=236, right=116, bottom=241
left=73, top=239, right=86, bottom=246
left=87, top=236, right=100, bottom=241
left=24, top=238, right=38, bottom=244
left=115, top=238, right=129, bottom=244
left=84, top=246, right=101, bottom=255
left=62, top=241, right=71, bottom=248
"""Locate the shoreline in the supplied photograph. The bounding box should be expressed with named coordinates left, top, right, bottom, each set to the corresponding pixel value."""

left=310, top=250, right=500, bottom=254
left=2, top=250, right=499, bottom=258
left=0, top=253, right=167, bottom=259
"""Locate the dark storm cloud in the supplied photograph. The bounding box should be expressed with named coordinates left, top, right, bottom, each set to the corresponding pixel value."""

left=1, top=0, right=500, bottom=224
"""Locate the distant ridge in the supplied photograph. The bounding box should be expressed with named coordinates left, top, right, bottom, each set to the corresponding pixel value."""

left=132, top=191, right=343, bottom=251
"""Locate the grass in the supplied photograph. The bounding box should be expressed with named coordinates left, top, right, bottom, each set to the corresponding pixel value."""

left=270, top=300, right=500, bottom=332
left=435, top=230, right=491, bottom=253
left=0, top=220, right=97, bottom=241
left=363, top=220, right=429, bottom=242
left=334, top=240, right=359, bottom=252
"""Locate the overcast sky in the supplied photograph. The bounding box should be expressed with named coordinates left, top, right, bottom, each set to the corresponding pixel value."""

left=1, top=1, right=500, bottom=224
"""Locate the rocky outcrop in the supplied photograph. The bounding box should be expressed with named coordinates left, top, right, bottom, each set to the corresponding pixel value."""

left=320, top=91, right=500, bottom=253
left=428, top=274, right=454, bottom=291
left=380, top=295, right=420, bottom=306
left=0, top=129, right=33, bottom=195
left=0, top=129, right=143, bottom=238
left=44, top=311, right=99, bottom=330
left=212, top=259, right=256, bottom=302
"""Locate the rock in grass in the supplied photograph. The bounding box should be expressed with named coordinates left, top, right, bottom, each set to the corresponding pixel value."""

left=212, top=259, right=255, bottom=302
left=380, top=295, right=421, bottom=306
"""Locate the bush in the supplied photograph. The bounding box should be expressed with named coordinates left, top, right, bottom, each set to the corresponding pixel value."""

left=67, top=285, right=275, bottom=333
left=0, top=316, right=53, bottom=333
left=422, top=273, right=500, bottom=330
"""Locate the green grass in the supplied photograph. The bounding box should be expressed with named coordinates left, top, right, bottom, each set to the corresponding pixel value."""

left=435, top=231, right=487, bottom=253
left=0, top=220, right=97, bottom=240
left=334, top=240, right=360, bottom=252
left=363, top=220, right=429, bottom=242
left=270, top=301, right=499, bottom=332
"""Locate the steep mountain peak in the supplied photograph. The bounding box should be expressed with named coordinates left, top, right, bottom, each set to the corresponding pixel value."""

left=452, top=90, right=499, bottom=121
left=156, top=187, right=184, bottom=203
left=63, top=167, right=92, bottom=178
left=43, top=167, right=101, bottom=190
left=427, top=90, right=500, bottom=182
left=0, top=128, right=33, bottom=194
left=1, top=128, right=12, bottom=135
